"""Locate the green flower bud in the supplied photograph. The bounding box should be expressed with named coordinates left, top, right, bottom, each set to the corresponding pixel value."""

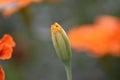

left=51, top=22, right=72, bottom=64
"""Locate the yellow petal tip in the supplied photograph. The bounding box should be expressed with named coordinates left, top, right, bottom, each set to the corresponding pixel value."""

left=51, top=22, right=62, bottom=34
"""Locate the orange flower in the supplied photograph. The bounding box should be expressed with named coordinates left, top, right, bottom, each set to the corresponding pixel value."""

left=0, top=34, right=16, bottom=60
left=0, top=34, right=15, bottom=80
left=0, top=0, right=42, bottom=17
left=67, top=15, right=120, bottom=57
left=0, top=66, right=5, bottom=80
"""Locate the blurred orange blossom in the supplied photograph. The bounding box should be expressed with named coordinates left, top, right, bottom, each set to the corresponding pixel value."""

left=0, top=34, right=16, bottom=80
left=0, top=66, right=5, bottom=80
left=67, top=15, right=120, bottom=57
left=0, top=0, right=42, bottom=17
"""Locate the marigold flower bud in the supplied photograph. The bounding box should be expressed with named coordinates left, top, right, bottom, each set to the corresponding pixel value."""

left=51, top=22, right=72, bottom=64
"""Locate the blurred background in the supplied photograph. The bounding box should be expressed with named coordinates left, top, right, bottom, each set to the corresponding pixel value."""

left=0, top=0, right=120, bottom=80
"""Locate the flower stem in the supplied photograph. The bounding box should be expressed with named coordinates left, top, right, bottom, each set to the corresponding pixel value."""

left=65, top=63, right=72, bottom=80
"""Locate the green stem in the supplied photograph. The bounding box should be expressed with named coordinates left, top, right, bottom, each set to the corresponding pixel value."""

left=65, top=63, right=72, bottom=80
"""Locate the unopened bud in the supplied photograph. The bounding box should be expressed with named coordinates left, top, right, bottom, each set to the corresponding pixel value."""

left=51, top=22, right=72, bottom=64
